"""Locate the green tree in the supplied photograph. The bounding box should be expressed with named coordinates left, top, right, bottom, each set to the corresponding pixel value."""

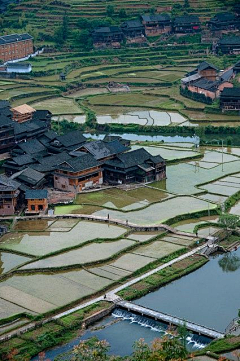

left=218, top=213, right=240, bottom=232
left=106, top=5, right=114, bottom=17
left=218, top=253, right=240, bottom=272
left=119, top=9, right=127, bottom=18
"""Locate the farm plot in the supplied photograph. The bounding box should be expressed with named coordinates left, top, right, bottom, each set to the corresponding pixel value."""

left=93, top=196, right=216, bottom=225
left=31, top=97, right=83, bottom=114
left=0, top=221, right=126, bottom=256
left=0, top=252, right=31, bottom=274
left=0, top=86, right=56, bottom=101
left=200, top=151, right=239, bottom=163
left=14, top=219, right=54, bottom=231
left=131, top=240, right=183, bottom=259
left=230, top=201, right=240, bottom=216
left=89, top=264, right=131, bottom=281
left=198, top=193, right=228, bottom=204
left=161, top=235, right=196, bottom=247
left=21, top=239, right=135, bottom=269
left=0, top=298, right=32, bottom=320
left=199, top=183, right=240, bottom=196
left=0, top=273, right=95, bottom=310
left=110, top=253, right=156, bottom=272
left=152, top=160, right=240, bottom=195
left=76, top=187, right=171, bottom=210
left=172, top=216, right=219, bottom=233
left=127, top=232, right=161, bottom=242
left=131, top=145, right=200, bottom=161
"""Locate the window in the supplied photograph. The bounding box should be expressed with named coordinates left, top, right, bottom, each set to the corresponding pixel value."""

left=31, top=205, right=35, bottom=210
left=62, top=185, right=66, bottom=189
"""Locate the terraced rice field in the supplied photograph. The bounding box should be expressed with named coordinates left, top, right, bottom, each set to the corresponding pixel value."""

left=93, top=196, right=216, bottom=225
left=0, top=221, right=126, bottom=256
left=21, top=239, right=135, bottom=269
left=31, top=97, right=83, bottom=114
left=0, top=252, right=31, bottom=275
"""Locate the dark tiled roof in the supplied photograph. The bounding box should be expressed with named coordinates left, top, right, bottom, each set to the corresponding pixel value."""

left=219, top=36, right=240, bottom=45
left=0, top=175, right=20, bottom=191
left=18, top=139, right=46, bottom=154
left=14, top=122, right=30, bottom=136
left=57, top=153, right=99, bottom=172
left=220, top=68, right=234, bottom=82
left=81, top=140, right=128, bottom=160
left=0, top=33, right=33, bottom=45
left=56, top=130, right=86, bottom=148
left=105, top=148, right=164, bottom=169
left=94, top=26, right=122, bottom=34
left=25, top=189, right=48, bottom=199
left=121, top=20, right=144, bottom=29
left=33, top=151, right=72, bottom=172
left=141, top=14, right=170, bottom=22
left=0, top=100, right=10, bottom=109
left=11, top=154, right=34, bottom=166
left=174, top=15, right=200, bottom=25
left=0, top=114, right=14, bottom=128
left=16, top=167, right=45, bottom=185
left=192, top=78, right=219, bottom=92
left=220, top=87, right=240, bottom=98
left=210, top=12, right=236, bottom=22
left=32, top=110, right=52, bottom=121
left=234, top=60, right=240, bottom=69
left=197, top=61, right=218, bottom=72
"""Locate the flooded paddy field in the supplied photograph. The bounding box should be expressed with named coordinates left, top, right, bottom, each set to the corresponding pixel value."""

left=92, top=196, right=216, bottom=225
left=0, top=221, right=126, bottom=256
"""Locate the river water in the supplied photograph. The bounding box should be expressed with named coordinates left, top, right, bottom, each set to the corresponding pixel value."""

left=33, top=248, right=240, bottom=360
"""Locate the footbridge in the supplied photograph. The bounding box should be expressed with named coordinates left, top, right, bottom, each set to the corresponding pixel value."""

left=116, top=300, right=225, bottom=339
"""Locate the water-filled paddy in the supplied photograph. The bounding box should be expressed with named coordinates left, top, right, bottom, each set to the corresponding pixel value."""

left=21, top=239, right=135, bottom=269
left=96, top=110, right=187, bottom=127
left=132, top=240, right=183, bottom=259
left=0, top=252, right=31, bottom=274
left=0, top=221, right=126, bottom=256
left=152, top=161, right=240, bottom=194
left=93, top=196, right=216, bottom=225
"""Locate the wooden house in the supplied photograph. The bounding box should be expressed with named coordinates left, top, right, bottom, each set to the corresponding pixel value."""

left=196, top=61, right=219, bottom=81
left=11, top=104, right=36, bottom=123
left=141, top=14, right=171, bottom=36
left=173, top=15, right=201, bottom=34
left=25, top=189, right=48, bottom=215
left=217, top=36, right=240, bottom=54
left=0, top=175, right=20, bottom=215
left=121, top=20, right=145, bottom=38
left=220, top=87, right=240, bottom=111
left=208, top=13, right=239, bottom=32
left=103, top=148, right=166, bottom=185
left=187, top=78, right=233, bottom=100
left=92, top=26, right=124, bottom=48
left=54, top=153, right=103, bottom=192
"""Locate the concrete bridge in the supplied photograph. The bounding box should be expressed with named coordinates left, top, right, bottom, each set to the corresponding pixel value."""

left=116, top=300, right=225, bottom=339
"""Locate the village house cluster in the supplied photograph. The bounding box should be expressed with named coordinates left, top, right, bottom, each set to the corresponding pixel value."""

left=92, top=11, right=240, bottom=49
left=0, top=101, right=166, bottom=216
left=180, top=60, right=240, bottom=109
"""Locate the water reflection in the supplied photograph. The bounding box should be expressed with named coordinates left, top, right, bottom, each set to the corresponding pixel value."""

left=218, top=252, right=240, bottom=273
